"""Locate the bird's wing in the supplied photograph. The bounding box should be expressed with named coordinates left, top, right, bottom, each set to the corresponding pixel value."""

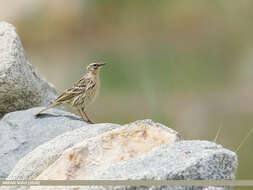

left=55, top=76, right=95, bottom=103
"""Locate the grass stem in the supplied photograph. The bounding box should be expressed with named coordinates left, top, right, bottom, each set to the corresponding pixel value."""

left=214, top=124, right=222, bottom=143
left=235, top=127, right=253, bottom=153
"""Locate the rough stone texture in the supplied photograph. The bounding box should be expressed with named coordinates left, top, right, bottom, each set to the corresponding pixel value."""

left=36, top=120, right=182, bottom=180
left=6, top=120, right=178, bottom=182
left=94, top=141, right=237, bottom=180
left=85, top=141, right=237, bottom=190
left=0, top=21, right=58, bottom=117
left=24, top=141, right=236, bottom=190
left=4, top=120, right=237, bottom=190
left=0, top=107, right=90, bottom=179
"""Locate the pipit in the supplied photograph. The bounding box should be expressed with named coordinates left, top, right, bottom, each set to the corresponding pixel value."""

left=35, top=62, right=106, bottom=123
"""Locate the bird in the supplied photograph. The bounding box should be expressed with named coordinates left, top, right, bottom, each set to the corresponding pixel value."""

left=35, top=62, right=107, bottom=123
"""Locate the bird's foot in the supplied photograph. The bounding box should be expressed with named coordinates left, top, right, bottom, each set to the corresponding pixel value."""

left=80, top=117, right=94, bottom=124
left=86, top=119, right=94, bottom=124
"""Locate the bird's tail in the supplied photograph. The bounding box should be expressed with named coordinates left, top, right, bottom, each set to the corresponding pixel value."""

left=35, top=102, right=61, bottom=116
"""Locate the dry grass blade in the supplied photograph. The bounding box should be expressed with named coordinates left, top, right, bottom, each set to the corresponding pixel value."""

left=214, top=124, right=222, bottom=143
left=235, top=127, right=253, bottom=153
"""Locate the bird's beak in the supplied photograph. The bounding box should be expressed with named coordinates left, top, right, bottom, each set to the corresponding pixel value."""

left=99, top=62, right=107, bottom=67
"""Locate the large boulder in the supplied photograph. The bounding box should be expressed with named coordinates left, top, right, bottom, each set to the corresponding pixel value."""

left=0, top=22, right=58, bottom=117
left=0, top=107, right=91, bottom=179
left=4, top=118, right=237, bottom=190
left=29, top=141, right=237, bottom=190
left=87, top=141, right=237, bottom=190
left=6, top=120, right=179, bottom=181
left=36, top=120, right=182, bottom=180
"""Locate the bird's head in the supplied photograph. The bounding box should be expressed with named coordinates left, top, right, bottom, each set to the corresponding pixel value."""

left=87, top=62, right=106, bottom=73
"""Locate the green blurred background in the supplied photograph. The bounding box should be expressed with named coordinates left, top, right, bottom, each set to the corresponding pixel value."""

left=1, top=0, right=253, bottom=187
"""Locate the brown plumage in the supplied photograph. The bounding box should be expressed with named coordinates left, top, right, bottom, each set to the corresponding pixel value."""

left=35, top=62, right=106, bottom=123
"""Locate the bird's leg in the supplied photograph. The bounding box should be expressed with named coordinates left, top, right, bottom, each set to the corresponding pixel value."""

left=84, top=112, right=94, bottom=124
left=77, top=108, right=88, bottom=122
left=81, top=108, right=94, bottom=124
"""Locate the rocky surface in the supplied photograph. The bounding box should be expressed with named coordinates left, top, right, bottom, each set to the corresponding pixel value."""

left=0, top=107, right=90, bottom=179
left=3, top=117, right=237, bottom=190
left=91, top=140, right=237, bottom=180
left=0, top=22, right=58, bottom=117
left=36, top=120, right=181, bottom=180
left=6, top=120, right=179, bottom=181
left=27, top=141, right=236, bottom=190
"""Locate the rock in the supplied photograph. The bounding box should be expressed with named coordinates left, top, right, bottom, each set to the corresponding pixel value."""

left=30, top=141, right=236, bottom=190
left=0, top=22, right=58, bottom=117
left=87, top=141, right=237, bottom=190
left=0, top=107, right=90, bottom=179
left=4, top=119, right=237, bottom=190
left=36, top=120, right=182, bottom=180
left=6, top=120, right=178, bottom=182
left=95, top=140, right=237, bottom=180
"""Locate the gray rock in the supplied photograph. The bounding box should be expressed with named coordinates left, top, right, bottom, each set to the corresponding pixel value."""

left=6, top=111, right=120, bottom=180
left=6, top=120, right=180, bottom=182
left=96, top=141, right=237, bottom=179
left=0, top=21, right=58, bottom=117
left=84, top=141, right=237, bottom=190
left=0, top=107, right=90, bottom=179
left=33, top=120, right=181, bottom=181
left=3, top=118, right=237, bottom=190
